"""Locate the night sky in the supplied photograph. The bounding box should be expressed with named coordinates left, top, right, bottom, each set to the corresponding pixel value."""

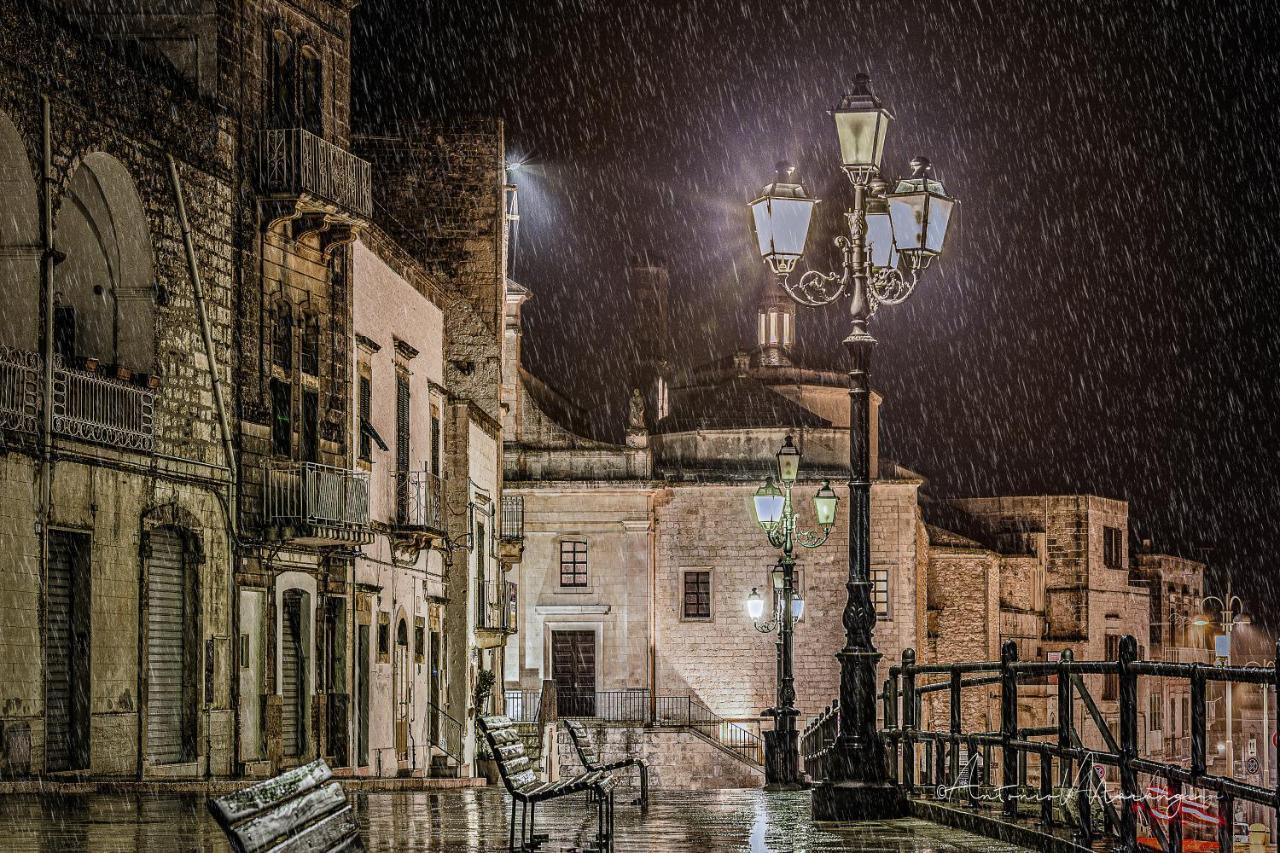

left=353, top=0, right=1280, bottom=618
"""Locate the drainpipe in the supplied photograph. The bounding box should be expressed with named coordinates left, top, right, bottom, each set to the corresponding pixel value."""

left=166, top=155, right=239, bottom=779
left=38, top=95, right=56, bottom=775
left=648, top=490, right=658, bottom=725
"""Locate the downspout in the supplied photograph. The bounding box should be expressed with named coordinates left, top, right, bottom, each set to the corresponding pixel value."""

left=648, top=490, right=658, bottom=725
left=38, top=95, right=56, bottom=774
left=166, top=155, right=239, bottom=779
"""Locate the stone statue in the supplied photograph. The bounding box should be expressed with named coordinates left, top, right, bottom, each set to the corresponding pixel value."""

left=627, top=387, right=647, bottom=432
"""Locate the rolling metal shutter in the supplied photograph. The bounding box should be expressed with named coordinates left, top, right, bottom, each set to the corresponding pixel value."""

left=45, top=534, right=74, bottom=772
left=282, top=594, right=303, bottom=757
left=146, top=530, right=187, bottom=764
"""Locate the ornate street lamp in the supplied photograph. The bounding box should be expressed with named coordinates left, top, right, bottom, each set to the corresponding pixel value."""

left=1200, top=582, right=1249, bottom=777
left=747, top=435, right=837, bottom=790
left=746, top=73, right=957, bottom=820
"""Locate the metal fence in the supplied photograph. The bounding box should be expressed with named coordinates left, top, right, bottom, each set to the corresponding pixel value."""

left=51, top=357, right=155, bottom=452
left=802, top=636, right=1280, bottom=853
left=0, top=346, right=39, bottom=433
left=265, top=461, right=370, bottom=528
left=655, top=694, right=764, bottom=766
left=394, top=470, right=444, bottom=531
left=505, top=689, right=542, bottom=723
left=501, top=494, right=524, bottom=540
left=258, top=128, right=372, bottom=218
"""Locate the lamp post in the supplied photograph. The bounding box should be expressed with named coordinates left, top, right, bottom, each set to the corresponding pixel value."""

left=749, top=435, right=839, bottom=789
left=1196, top=582, right=1249, bottom=778
left=747, top=73, right=957, bottom=820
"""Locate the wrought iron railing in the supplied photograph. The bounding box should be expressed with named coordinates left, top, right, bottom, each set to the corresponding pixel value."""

left=655, top=693, right=764, bottom=766
left=258, top=128, right=372, bottom=218
left=501, top=580, right=518, bottom=632
left=428, top=701, right=463, bottom=765
left=0, top=346, right=39, bottom=433
left=393, top=469, right=444, bottom=531
left=476, top=577, right=492, bottom=629
left=505, top=689, right=542, bottom=723
left=501, top=494, right=524, bottom=541
left=52, top=357, right=155, bottom=451
left=265, top=461, right=370, bottom=528
left=558, top=689, right=651, bottom=723
left=800, top=637, right=1280, bottom=853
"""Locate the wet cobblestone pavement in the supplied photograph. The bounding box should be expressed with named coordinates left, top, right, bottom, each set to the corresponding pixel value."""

left=0, top=787, right=1035, bottom=851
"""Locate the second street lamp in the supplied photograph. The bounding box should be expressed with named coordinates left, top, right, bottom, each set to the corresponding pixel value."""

left=748, top=434, right=836, bottom=790
left=748, top=73, right=957, bottom=820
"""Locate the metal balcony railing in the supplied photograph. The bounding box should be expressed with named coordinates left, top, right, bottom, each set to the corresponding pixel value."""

left=501, top=580, right=517, bottom=632
left=394, top=470, right=444, bottom=532
left=265, top=461, right=370, bottom=529
left=258, top=128, right=372, bottom=218
left=501, top=494, right=524, bottom=541
left=504, top=689, right=542, bottom=723
left=52, top=358, right=156, bottom=452
left=0, top=346, right=40, bottom=433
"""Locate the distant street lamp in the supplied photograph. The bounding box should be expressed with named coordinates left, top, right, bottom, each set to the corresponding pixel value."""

left=747, top=73, right=957, bottom=820
left=748, top=434, right=838, bottom=790
left=1200, top=582, right=1249, bottom=777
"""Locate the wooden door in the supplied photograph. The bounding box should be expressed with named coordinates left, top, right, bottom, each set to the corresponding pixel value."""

left=551, top=630, right=595, bottom=717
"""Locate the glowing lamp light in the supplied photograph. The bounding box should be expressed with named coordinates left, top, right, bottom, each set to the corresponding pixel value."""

left=753, top=478, right=785, bottom=532
left=863, top=189, right=899, bottom=269
left=749, top=162, right=818, bottom=275
left=747, top=588, right=765, bottom=621
left=791, top=591, right=805, bottom=621
left=888, top=156, right=957, bottom=265
left=776, top=434, right=801, bottom=483
left=830, top=73, right=893, bottom=180
left=813, top=480, right=838, bottom=529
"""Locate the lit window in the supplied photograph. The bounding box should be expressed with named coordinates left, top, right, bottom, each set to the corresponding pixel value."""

left=560, top=541, right=587, bottom=588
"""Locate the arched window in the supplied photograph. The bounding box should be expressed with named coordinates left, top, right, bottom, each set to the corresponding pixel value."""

left=0, top=111, right=39, bottom=352
left=54, top=153, right=156, bottom=372
left=300, top=45, right=323, bottom=136
left=272, top=302, right=294, bottom=369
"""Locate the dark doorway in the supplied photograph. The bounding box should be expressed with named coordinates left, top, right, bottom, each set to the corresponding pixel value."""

left=46, top=530, right=91, bottom=772
left=356, top=622, right=369, bottom=767
left=428, top=628, right=442, bottom=745
left=281, top=589, right=309, bottom=758
left=551, top=630, right=595, bottom=717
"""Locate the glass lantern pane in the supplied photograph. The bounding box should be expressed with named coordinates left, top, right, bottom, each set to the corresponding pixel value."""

left=767, top=196, right=814, bottom=258
left=813, top=494, right=837, bottom=527
left=834, top=109, right=888, bottom=169
left=888, top=192, right=928, bottom=252
left=754, top=493, right=785, bottom=525
left=924, top=195, right=955, bottom=254
left=750, top=197, right=773, bottom=259
left=865, top=209, right=898, bottom=269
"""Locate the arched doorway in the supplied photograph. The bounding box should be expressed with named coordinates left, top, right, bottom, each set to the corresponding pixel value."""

left=281, top=588, right=311, bottom=758
left=145, top=527, right=199, bottom=764
left=394, top=617, right=410, bottom=762
left=53, top=152, right=155, bottom=372
left=0, top=110, right=39, bottom=352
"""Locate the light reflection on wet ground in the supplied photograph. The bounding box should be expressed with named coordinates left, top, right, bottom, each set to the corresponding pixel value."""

left=0, top=787, right=1035, bottom=851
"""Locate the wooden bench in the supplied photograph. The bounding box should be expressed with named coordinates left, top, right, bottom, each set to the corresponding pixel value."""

left=477, top=714, right=616, bottom=851
left=207, top=759, right=362, bottom=853
left=563, top=720, right=649, bottom=810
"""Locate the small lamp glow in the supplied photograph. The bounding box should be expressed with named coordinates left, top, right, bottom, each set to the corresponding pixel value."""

left=747, top=588, right=765, bottom=621
left=748, top=162, right=818, bottom=276
left=830, top=73, right=893, bottom=182
left=813, top=480, right=838, bottom=530
left=888, top=156, right=956, bottom=267
left=776, top=434, right=801, bottom=483
left=791, top=590, right=805, bottom=621
left=753, top=479, right=785, bottom=532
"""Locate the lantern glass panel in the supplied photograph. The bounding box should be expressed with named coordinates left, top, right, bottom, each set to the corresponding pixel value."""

left=864, top=208, right=898, bottom=269
left=747, top=588, right=765, bottom=620
left=751, top=195, right=815, bottom=263
left=813, top=482, right=838, bottom=528
left=833, top=108, right=890, bottom=171
left=754, top=480, right=785, bottom=530
left=791, top=593, right=805, bottom=621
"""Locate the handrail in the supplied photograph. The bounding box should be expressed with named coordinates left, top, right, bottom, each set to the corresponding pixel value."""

left=802, top=636, right=1280, bottom=853
left=428, top=700, right=463, bottom=764
left=655, top=693, right=764, bottom=767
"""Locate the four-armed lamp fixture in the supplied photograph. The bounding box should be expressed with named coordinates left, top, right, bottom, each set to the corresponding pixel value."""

left=746, top=434, right=838, bottom=789
left=747, top=73, right=957, bottom=819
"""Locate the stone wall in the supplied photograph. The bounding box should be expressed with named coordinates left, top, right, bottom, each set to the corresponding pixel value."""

left=556, top=723, right=763, bottom=791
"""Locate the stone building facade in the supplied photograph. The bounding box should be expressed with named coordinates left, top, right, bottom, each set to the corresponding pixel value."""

left=1, top=0, right=518, bottom=782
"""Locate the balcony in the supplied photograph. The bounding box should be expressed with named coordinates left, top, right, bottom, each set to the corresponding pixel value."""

left=2, top=347, right=156, bottom=453
left=501, top=580, right=517, bottom=634
left=257, top=128, right=371, bottom=232
left=264, top=461, right=373, bottom=546
left=391, top=470, right=445, bottom=541
left=499, top=494, right=524, bottom=565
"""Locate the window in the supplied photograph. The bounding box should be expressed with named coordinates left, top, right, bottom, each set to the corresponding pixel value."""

left=414, top=617, right=426, bottom=664
left=300, top=46, right=323, bottom=136
left=301, top=316, right=320, bottom=375
left=1103, top=525, right=1124, bottom=569
left=268, top=29, right=296, bottom=129
left=1149, top=692, right=1163, bottom=732
left=301, top=389, right=319, bottom=462
left=430, top=407, right=441, bottom=475
left=377, top=612, right=390, bottom=663
left=682, top=570, right=712, bottom=620
left=559, top=540, right=588, bottom=588
left=1104, top=634, right=1120, bottom=700
left=871, top=568, right=890, bottom=619
left=395, top=373, right=410, bottom=474
left=475, top=521, right=488, bottom=626
left=270, top=378, right=291, bottom=457
left=272, top=305, right=293, bottom=369
left=358, top=374, right=372, bottom=461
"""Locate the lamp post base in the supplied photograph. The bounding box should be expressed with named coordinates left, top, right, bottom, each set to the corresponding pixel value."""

left=812, top=778, right=907, bottom=822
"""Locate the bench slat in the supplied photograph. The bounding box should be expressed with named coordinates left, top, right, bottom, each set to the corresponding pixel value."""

left=263, top=803, right=359, bottom=853
left=210, top=760, right=333, bottom=828
left=231, top=781, right=348, bottom=852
